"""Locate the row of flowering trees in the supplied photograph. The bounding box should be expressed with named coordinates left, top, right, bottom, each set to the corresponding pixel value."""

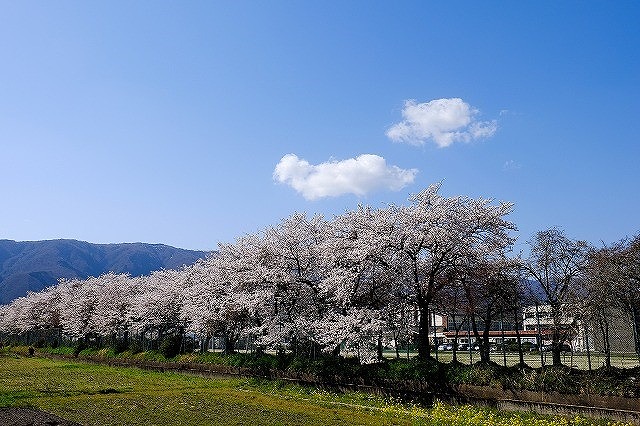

left=583, top=234, right=640, bottom=367
left=0, top=183, right=638, bottom=365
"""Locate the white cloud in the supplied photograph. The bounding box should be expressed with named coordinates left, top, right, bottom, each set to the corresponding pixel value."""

left=503, top=160, right=522, bottom=171
left=273, top=154, right=418, bottom=200
left=386, top=98, right=498, bottom=147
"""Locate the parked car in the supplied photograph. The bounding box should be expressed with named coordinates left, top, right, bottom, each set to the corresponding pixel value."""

left=541, top=344, right=572, bottom=352
left=458, top=344, right=479, bottom=351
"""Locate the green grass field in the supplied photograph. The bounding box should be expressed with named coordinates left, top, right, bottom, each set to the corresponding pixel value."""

left=0, top=354, right=631, bottom=426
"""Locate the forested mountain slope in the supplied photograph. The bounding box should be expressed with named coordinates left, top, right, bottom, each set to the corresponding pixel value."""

left=0, top=239, right=208, bottom=304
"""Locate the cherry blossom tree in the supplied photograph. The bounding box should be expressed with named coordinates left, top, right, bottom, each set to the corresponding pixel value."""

left=586, top=235, right=640, bottom=359
left=383, top=183, right=515, bottom=359
left=434, top=272, right=469, bottom=362
left=615, top=235, right=640, bottom=356
left=584, top=244, right=624, bottom=368
left=321, top=205, right=405, bottom=360
left=0, top=182, right=520, bottom=365
left=525, top=228, right=588, bottom=366
left=182, top=253, right=258, bottom=354
left=252, top=213, right=331, bottom=354
left=459, top=257, right=520, bottom=363
left=90, top=273, right=138, bottom=349
left=130, top=268, right=189, bottom=350
left=0, top=284, right=64, bottom=347
left=58, top=277, right=100, bottom=342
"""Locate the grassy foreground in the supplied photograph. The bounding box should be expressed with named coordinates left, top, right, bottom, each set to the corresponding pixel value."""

left=0, top=354, right=630, bottom=426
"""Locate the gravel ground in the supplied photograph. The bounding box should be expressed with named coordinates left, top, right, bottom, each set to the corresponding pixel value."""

left=0, top=408, right=83, bottom=426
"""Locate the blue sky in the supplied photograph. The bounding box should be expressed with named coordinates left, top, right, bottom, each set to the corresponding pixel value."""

left=1, top=1, right=638, bottom=252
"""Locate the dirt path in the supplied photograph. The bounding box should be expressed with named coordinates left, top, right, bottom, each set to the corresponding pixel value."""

left=0, top=408, right=82, bottom=426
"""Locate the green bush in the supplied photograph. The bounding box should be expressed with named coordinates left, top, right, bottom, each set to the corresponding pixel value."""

left=307, top=355, right=361, bottom=381
left=131, top=350, right=167, bottom=362
left=585, top=366, right=640, bottom=398
left=5, top=345, right=31, bottom=357
left=45, top=346, right=75, bottom=355
left=193, top=351, right=226, bottom=365
left=517, top=365, right=581, bottom=394
left=78, top=347, right=100, bottom=357
left=159, top=335, right=182, bottom=359
left=383, top=358, right=419, bottom=380
left=454, top=361, right=507, bottom=387
left=109, top=338, right=129, bottom=354
left=127, top=338, right=143, bottom=354
left=73, top=341, right=88, bottom=357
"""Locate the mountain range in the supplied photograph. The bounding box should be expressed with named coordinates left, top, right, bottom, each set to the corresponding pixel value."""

left=0, top=239, right=209, bottom=305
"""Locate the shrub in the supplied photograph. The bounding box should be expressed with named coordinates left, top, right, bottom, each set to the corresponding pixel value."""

left=523, top=365, right=581, bottom=394
left=585, top=366, right=640, bottom=398
left=73, top=341, right=88, bottom=357
left=193, top=351, right=226, bottom=365
left=128, top=338, right=143, bottom=354
left=9, top=345, right=31, bottom=357
left=159, top=335, right=182, bottom=359
left=110, top=338, right=129, bottom=355
left=46, top=346, right=75, bottom=355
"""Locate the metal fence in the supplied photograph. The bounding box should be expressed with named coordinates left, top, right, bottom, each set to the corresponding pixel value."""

left=406, top=305, right=640, bottom=370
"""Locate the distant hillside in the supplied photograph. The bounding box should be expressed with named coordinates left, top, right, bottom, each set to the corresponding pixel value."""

left=0, top=239, right=209, bottom=305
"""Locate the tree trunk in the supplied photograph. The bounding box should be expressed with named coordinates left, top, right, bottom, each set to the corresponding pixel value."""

left=480, top=314, right=492, bottom=363
left=203, top=334, right=212, bottom=352
left=632, top=305, right=640, bottom=357
left=551, top=304, right=563, bottom=366
left=513, top=307, right=524, bottom=366
left=394, top=333, right=400, bottom=359
left=500, top=311, right=507, bottom=367
left=552, top=347, right=562, bottom=366
left=469, top=310, right=492, bottom=364
left=469, top=314, right=485, bottom=363
left=598, top=312, right=611, bottom=368
left=417, top=300, right=432, bottom=359
left=223, top=336, right=236, bottom=354
left=551, top=328, right=562, bottom=366
left=331, top=344, right=341, bottom=358
left=584, top=322, right=592, bottom=372
left=451, top=314, right=459, bottom=363
left=391, top=329, right=400, bottom=359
